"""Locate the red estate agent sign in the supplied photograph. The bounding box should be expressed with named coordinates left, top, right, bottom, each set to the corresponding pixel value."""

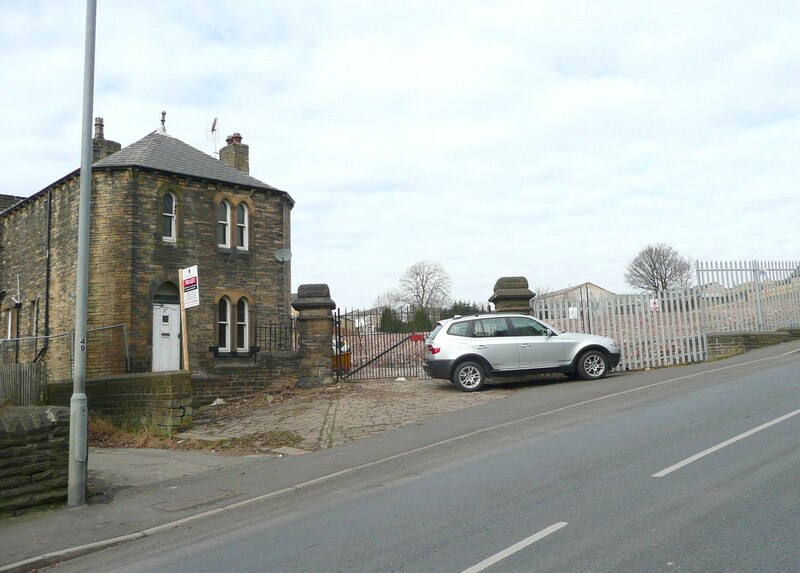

left=178, top=265, right=199, bottom=371
left=182, top=265, right=200, bottom=309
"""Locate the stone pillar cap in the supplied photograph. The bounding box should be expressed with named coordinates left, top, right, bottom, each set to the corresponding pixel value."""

left=488, top=276, right=535, bottom=304
left=292, top=283, right=336, bottom=310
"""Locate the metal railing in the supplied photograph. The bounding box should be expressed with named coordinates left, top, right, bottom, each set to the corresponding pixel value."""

left=255, top=321, right=298, bottom=352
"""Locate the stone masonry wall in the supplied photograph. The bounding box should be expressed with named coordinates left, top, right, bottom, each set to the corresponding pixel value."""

left=48, top=372, right=192, bottom=434
left=0, top=405, right=70, bottom=516
left=192, top=351, right=300, bottom=406
left=706, top=331, right=792, bottom=360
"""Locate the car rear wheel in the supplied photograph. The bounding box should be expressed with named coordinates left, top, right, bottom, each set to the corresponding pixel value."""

left=577, top=350, right=608, bottom=380
left=452, top=361, right=485, bottom=392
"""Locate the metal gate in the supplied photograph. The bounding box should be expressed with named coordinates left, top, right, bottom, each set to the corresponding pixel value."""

left=334, top=308, right=430, bottom=380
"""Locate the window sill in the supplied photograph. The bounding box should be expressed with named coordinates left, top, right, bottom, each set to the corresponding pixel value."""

left=208, top=346, right=260, bottom=358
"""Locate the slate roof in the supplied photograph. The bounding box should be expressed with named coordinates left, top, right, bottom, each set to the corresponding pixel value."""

left=93, top=131, right=284, bottom=193
left=0, top=194, right=25, bottom=213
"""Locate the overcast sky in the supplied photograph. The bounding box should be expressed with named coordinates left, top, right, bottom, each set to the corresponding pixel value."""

left=2, top=1, right=798, bottom=308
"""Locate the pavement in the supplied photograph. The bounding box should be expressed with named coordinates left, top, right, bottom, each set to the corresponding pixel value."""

left=0, top=376, right=513, bottom=572
left=2, top=342, right=799, bottom=573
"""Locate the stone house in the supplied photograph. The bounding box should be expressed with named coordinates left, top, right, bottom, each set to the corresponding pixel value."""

left=0, top=117, right=294, bottom=384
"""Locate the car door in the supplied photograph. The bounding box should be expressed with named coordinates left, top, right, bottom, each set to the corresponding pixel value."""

left=469, top=317, right=519, bottom=371
left=510, top=316, right=568, bottom=368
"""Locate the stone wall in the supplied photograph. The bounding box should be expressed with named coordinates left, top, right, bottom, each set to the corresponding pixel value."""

left=192, top=351, right=300, bottom=406
left=706, top=331, right=793, bottom=360
left=48, top=372, right=192, bottom=434
left=0, top=405, right=69, bottom=516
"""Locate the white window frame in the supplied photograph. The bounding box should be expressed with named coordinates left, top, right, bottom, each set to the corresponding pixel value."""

left=217, top=200, right=231, bottom=248
left=236, top=203, right=249, bottom=251
left=217, top=297, right=231, bottom=352
left=162, top=192, right=176, bottom=242
left=236, top=298, right=249, bottom=351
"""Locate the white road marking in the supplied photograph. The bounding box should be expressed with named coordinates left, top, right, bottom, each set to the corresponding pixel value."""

left=652, top=406, right=800, bottom=477
left=460, top=522, right=568, bottom=573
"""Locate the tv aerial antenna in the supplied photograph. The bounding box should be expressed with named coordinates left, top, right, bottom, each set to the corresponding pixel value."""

left=206, top=117, right=219, bottom=158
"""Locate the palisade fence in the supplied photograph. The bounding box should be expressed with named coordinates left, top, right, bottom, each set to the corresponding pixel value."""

left=532, top=289, right=706, bottom=372
left=695, top=260, right=800, bottom=333
left=533, top=259, right=800, bottom=371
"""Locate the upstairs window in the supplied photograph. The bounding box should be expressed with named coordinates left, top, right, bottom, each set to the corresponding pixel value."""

left=162, top=192, right=176, bottom=242
left=217, top=200, right=231, bottom=248
left=236, top=204, right=249, bottom=251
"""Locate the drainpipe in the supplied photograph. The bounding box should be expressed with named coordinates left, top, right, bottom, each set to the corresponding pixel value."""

left=14, top=300, right=21, bottom=363
left=35, top=188, right=53, bottom=362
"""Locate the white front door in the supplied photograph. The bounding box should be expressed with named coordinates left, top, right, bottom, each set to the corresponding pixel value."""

left=152, top=303, right=181, bottom=371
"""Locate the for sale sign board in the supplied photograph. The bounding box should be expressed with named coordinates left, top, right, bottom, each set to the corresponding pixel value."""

left=182, top=265, right=200, bottom=309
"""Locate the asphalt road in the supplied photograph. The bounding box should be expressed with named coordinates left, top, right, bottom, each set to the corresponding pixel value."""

left=46, top=350, right=800, bottom=572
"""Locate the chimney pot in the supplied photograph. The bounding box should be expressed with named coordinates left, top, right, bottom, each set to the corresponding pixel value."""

left=94, top=117, right=105, bottom=140
left=92, top=117, right=121, bottom=162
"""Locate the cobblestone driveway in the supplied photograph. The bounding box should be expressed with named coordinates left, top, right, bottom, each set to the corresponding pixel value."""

left=179, top=378, right=514, bottom=455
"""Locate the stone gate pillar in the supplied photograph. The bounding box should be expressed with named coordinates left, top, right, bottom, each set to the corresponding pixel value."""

left=291, top=284, right=336, bottom=388
left=488, top=276, right=535, bottom=313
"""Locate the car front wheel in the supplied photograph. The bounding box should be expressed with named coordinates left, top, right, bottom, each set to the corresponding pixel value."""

left=452, top=361, right=485, bottom=392
left=577, top=350, right=608, bottom=380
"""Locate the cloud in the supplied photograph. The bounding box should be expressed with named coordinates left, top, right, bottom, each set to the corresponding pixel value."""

left=2, top=1, right=798, bottom=307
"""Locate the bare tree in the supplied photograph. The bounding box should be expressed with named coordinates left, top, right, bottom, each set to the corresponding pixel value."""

left=372, top=289, right=404, bottom=310
left=624, top=243, right=694, bottom=293
left=530, top=285, right=551, bottom=300
left=398, top=260, right=452, bottom=308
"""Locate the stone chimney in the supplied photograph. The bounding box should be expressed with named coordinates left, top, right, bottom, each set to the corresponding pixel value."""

left=219, top=132, right=249, bottom=174
left=92, top=117, right=121, bottom=162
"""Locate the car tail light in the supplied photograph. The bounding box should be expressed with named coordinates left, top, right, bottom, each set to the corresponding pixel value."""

left=427, top=343, right=440, bottom=354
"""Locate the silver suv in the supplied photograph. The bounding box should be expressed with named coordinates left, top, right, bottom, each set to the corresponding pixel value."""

left=423, top=313, right=621, bottom=392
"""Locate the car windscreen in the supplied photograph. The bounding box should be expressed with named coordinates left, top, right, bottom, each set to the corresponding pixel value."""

left=428, top=324, right=443, bottom=340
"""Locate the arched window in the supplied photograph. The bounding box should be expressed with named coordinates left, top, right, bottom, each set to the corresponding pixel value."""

left=236, top=298, right=249, bottom=351
left=218, top=297, right=231, bottom=352
left=217, top=200, right=231, bottom=248
left=236, top=203, right=249, bottom=251
left=162, top=192, right=176, bottom=242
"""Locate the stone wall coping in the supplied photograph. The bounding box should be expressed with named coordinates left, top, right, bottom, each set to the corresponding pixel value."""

left=488, top=288, right=536, bottom=303
left=708, top=331, right=791, bottom=337
left=292, top=297, right=336, bottom=311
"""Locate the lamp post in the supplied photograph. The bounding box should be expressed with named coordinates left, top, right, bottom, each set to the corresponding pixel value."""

left=68, top=0, right=97, bottom=508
